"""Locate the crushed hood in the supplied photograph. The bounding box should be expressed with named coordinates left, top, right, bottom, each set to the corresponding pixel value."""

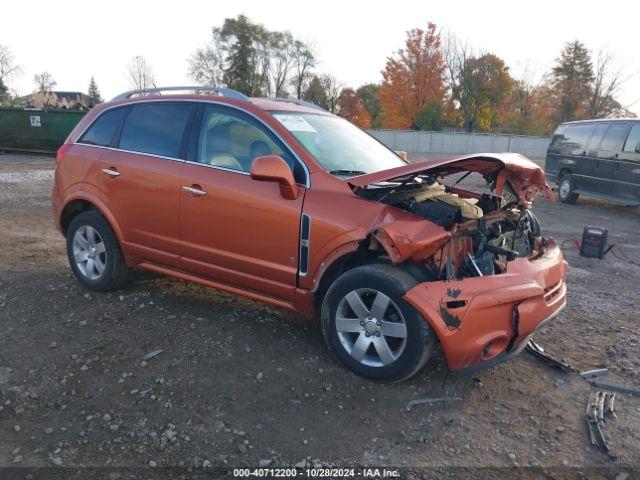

left=348, top=153, right=553, bottom=205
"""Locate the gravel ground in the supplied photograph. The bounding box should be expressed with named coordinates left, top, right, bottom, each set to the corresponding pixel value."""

left=1, top=153, right=639, bottom=479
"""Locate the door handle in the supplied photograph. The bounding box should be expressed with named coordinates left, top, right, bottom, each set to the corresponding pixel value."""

left=182, top=185, right=207, bottom=196
left=102, top=168, right=120, bottom=177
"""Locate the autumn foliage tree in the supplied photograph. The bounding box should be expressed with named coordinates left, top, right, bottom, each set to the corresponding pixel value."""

left=379, top=23, right=445, bottom=129
left=337, top=88, right=372, bottom=128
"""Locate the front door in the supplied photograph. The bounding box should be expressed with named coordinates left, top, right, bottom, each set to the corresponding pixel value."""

left=179, top=104, right=307, bottom=301
left=100, top=102, right=194, bottom=267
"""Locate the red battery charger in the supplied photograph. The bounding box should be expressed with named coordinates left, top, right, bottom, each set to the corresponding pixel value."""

left=580, top=226, right=608, bottom=259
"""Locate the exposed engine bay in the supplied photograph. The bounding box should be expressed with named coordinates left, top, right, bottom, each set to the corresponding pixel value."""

left=358, top=169, right=545, bottom=281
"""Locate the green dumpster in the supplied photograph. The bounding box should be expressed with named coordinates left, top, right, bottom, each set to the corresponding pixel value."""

left=0, top=108, right=87, bottom=153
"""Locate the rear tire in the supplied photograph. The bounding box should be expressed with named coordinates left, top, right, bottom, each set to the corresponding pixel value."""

left=558, top=175, right=578, bottom=204
left=321, top=264, right=436, bottom=382
left=66, top=211, right=129, bottom=291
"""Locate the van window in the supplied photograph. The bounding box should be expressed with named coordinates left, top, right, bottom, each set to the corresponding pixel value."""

left=119, top=103, right=192, bottom=158
left=599, top=123, right=628, bottom=151
left=78, top=108, right=128, bottom=147
left=562, top=124, right=594, bottom=153
left=586, top=123, right=608, bottom=150
left=622, top=124, right=640, bottom=153
left=549, top=125, right=567, bottom=147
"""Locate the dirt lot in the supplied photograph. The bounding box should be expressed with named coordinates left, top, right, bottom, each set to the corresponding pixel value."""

left=1, top=153, right=639, bottom=478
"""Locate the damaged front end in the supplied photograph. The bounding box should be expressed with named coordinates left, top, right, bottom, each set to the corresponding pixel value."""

left=350, top=153, right=568, bottom=372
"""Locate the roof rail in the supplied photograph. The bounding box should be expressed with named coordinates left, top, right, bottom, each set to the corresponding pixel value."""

left=259, top=97, right=327, bottom=112
left=111, top=86, right=248, bottom=101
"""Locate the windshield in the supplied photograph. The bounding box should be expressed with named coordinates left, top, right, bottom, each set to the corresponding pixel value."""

left=272, top=113, right=407, bottom=177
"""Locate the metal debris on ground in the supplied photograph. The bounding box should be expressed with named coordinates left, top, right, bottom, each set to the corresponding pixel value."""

left=590, top=381, right=640, bottom=396
left=405, top=396, right=462, bottom=412
left=525, top=339, right=576, bottom=373
left=141, top=349, right=164, bottom=361
left=580, top=368, right=609, bottom=379
left=586, top=391, right=617, bottom=460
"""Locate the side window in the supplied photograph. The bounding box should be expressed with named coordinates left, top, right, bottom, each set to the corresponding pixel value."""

left=119, top=103, right=192, bottom=158
left=562, top=124, right=594, bottom=155
left=196, top=106, right=306, bottom=184
left=599, top=123, right=628, bottom=151
left=622, top=124, right=640, bottom=153
left=78, top=108, right=128, bottom=146
left=585, top=123, right=608, bottom=150
left=549, top=125, right=566, bottom=147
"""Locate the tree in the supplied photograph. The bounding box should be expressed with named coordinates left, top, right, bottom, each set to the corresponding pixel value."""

left=321, top=74, right=341, bottom=113
left=0, top=45, right=21, bottom=103
left=379, top=23, right=445, bottom=129
left=414, top=100, right=443, bottom=130
left=337, top=88, right=372, bottom=128
left=127, top=56, right=155, bottom=90
left=588, top=49, right=624, bottom=119
left=302, top=76, right=328, bottom=109
left=451, top=53, right=513, bottom=132
left=356, top=83, right=382, bottom=128
left=188, top=15, right=316, bottom=98
left=290, top=40, right=316, bottom=99
left=34, top=71, right=56, bottom=95
left=550, top=40, right=593, bottom=122
left=87, top=77, right=103, bottom=104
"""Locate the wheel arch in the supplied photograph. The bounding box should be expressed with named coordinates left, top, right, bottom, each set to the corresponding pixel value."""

left=59, top=193, right=124, bottom=244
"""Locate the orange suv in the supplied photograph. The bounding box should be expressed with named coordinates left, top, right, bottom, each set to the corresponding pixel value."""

left=52, top=86, right=568, bottom=382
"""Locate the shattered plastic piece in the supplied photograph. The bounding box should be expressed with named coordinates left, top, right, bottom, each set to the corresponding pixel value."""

left=141, top=349, right=164, bottom=361
left=586, top=391, right=617, bottom=460
left=405, top=396, right=462, bottom=412
left=580, top=368, right=609, bottom=379
left=589, top=381, right=640, bottom=396
left=525, top=339, right=576, bottom=373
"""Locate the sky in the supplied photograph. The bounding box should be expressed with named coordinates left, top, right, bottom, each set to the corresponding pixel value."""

left=3, top=0, right=639, bottom=114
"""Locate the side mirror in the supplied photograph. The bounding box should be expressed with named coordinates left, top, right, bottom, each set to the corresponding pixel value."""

left=250, top=155, right=299, bottom=200
left=635, top=141, right=640, bottom=154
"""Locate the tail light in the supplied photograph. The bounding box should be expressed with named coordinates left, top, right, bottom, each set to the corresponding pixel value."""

left=56, top=143, right=72, bottom=166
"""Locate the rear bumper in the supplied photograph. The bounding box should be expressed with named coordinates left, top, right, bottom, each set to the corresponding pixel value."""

left=402, top=239, right=568, bottom=372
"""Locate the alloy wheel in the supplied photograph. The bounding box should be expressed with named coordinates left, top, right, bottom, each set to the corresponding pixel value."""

left=72, top=225, right=106, bottom=280
left=335, top=288, right=408, bottom=367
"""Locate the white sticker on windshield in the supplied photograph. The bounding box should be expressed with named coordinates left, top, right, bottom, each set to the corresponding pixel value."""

left=274, top=114, right=317, bottom=133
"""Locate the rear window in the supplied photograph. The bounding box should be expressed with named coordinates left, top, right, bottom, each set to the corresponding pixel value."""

left=622, top=124, right=640, bottom=152
left=599, top=123, right=628, bottom=151
left=78, top=108, right=128, bottom=147
left=563, top=124, right=595, bottom=152
left=119, top=103, right=192, bottom=158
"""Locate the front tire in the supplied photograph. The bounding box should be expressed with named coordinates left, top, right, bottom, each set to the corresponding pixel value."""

left=66, top=211, right=129, bottom=291
left=321, top=264, right=436, bottom=382
left=558, top=175, right=578, bottom=204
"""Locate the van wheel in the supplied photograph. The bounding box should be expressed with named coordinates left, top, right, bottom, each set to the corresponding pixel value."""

left=558, top=175, right=578, bottom=204
left=66, top=211, right=129, bottom=291
left=321, top=264, right=436, bottom=383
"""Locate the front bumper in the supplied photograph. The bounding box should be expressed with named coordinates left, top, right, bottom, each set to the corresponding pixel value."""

left=403, top=239, right=568, bottom=372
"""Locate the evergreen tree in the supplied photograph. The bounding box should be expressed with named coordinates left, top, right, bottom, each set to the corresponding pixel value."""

left=302, top=76, right=328, bottom=109
left=88, top=77, right=103, bottom=104
left=551, top=41, right=593, bottom=122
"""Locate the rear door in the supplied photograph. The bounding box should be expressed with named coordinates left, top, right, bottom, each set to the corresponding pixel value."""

left=616, top=123, right=640, bottom=202
left=179, top=104, right=307, bottom=301
left=100, top=102, right=194, bottom=267
left=595, top=122, right=629, bottom=194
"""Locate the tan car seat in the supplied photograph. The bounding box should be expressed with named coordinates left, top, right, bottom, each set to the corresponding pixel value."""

left=204, top=128, right=243, bottom=171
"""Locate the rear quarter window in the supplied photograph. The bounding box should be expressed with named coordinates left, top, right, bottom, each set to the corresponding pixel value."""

left=78, top=108, right=128, bottom=147
left=119, top=103, right=192, bottom=158
left=622, top=124, right=640, bottom=153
